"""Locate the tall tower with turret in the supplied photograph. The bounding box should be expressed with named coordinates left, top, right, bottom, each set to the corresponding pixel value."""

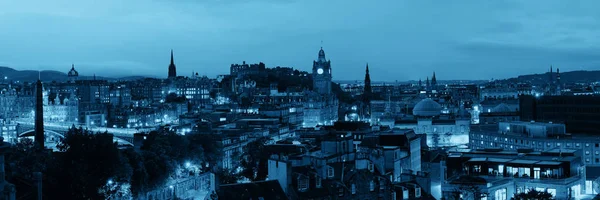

left=431, top=72, right=437, bottom=91
left=168, top=49, right=177, bottom=78
left=363, top=63, right=372, bottom=118
left=312, top=47, right=332, bottom=94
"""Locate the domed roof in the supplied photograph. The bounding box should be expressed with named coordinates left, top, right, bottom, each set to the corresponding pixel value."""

left=413, top=98, right=442, bottom=117
left=68, top=64, right=78, bottom=77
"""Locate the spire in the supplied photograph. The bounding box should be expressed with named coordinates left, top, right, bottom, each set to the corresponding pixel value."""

left=168, top=49, right=177, bottom=78
left=71, top=64, right=75, bottom=70
left=170, top=49, right=174, bottom=65
left=38, top=70, right=41, bottom=80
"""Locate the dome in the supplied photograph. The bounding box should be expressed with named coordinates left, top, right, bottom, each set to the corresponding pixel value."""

left=413, top=98, right=442, bottom=117
left=68, top=64, right=79, bottom=77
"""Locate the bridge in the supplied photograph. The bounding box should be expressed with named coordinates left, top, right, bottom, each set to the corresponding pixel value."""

left=15, top=121, right=155, bottom=146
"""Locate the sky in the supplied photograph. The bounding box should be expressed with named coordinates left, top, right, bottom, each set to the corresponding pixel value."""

left=1, top=0, right=600, bottom=81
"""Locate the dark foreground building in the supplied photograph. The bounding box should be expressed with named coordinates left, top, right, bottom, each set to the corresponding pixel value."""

left=520, top=95, right=600, bottom=134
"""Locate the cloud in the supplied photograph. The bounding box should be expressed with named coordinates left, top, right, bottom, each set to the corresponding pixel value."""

left=0, top=0, right=599, bottom=80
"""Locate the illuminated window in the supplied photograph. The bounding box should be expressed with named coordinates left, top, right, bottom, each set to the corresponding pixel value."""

left=327, top=167, right=334, bottom=177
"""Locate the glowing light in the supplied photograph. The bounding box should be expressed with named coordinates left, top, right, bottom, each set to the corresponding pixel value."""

left=108, top=179, right=113, bottom=185
left=185, top=162, right=191, bottom=168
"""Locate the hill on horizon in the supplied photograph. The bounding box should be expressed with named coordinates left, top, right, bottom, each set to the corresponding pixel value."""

left=0, top=66, right=147, bottom=83
left=501, top=70, right=600, bottom=84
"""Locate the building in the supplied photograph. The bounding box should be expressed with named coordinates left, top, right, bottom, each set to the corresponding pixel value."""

left=312, top=47, right=332, bottom=95
left=230, top=61, right=266, bottom=78
left=108, top=84, right=132, bottom=107
left=0, top=119, right=17, bottom=144
left=394, top=98, right=470, bottom=147
left=520, top=95, right=600, bottom=134
left=67, top=64, right=79, bottom=82
left=168, top=49, right=177, bottom=78
left=363, top=64, right=372, bottom=120
left=303, top=47, right=338, bottom=127
left=174, top=77, right=212, bottom=108
left=441, top=148, right=585, bottom=199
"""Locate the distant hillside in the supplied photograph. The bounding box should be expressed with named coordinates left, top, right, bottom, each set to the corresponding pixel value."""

left=503, top=70, right=600, bottom=84
left=0, top=66, right=147, bottom=82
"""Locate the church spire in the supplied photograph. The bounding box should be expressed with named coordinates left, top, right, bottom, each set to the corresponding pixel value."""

left=168, top=49, right=177, bottom=78
left=170, top=49, right=174, bottom=65
left=363, top=63, right=372, bottom=118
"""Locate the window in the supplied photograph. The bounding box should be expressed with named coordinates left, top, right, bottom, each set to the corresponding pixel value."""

left=596, top=143, right=599, bottom=147
left=316, top=176, right=322, bottom=188
left=586, top=159, right=590, bottom=163
left=586, top=151, right=590, bottom=155
left=473, top=165, right=481, bottom=173
left=351, top=184, right=356, bottom=194
left=534, top=168, right=540, bottom=179
left=495, top=188, right=507, bottom=200
left=298, top=177, right=308, bottom=191
left=328, top=167, right=334, bottom=177
left=368, top=163, right=374, bottom=172
left=415, top=187, right=422, bottom=198
left=587, top=143, right=590, bottom=147
left=370, top=181, right=375, bottom=191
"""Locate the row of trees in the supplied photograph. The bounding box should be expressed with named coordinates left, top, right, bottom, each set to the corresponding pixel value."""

left=5, top=126, right=222, bottom=199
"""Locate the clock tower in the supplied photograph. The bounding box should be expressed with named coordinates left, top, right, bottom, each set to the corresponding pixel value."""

left=312, top=47, right=332, bottom=94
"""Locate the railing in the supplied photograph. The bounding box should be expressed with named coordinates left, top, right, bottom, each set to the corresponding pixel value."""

left=15, top=121, right=153, bottom=137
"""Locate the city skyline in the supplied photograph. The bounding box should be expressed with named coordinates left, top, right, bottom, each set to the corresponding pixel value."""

left=1, top=0, right=600, bottom=81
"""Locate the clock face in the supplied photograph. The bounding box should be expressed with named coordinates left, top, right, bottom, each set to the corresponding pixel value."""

left=317, top=68, right=324, bottom=74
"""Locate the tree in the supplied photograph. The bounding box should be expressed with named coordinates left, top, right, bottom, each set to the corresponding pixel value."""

left=512, top=189, right=553, bottom=200
left=240, top=137, right=269, bottom=181
left=449, top=175, right=488, bottom=200
left=50, top=128, right=133, bottom=199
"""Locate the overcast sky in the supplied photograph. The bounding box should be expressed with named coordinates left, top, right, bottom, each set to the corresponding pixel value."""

left=1, top=0, right=599, bottom=81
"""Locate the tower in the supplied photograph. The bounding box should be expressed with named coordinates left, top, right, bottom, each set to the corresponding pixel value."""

left=556, top=68, right=561, bottom=94
left=168, top=49, right=177, bottom=78
left=363, top=63, right=372, bottom=118
left=312, top=47, right=332, bottom=94
left=557, top=68, right=561, bottom=83
left=426, top=76, right=430, bottom=91
left=67, top=64, right=79, bottom=82
left=35, top=78, right=44, bottom=150
left=431, top=72, right=437, bottom=89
